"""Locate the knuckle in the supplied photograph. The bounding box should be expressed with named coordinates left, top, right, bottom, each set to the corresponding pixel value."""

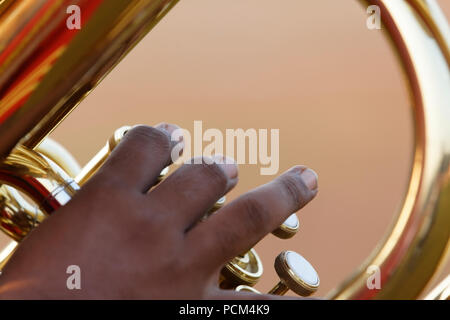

left=127, top=125, right=172, bottom=154
left=197, top=160, right=228, bottom=191
left=240, top=194, right=272, bottom=234
left=278, top=173, right=310, bottom=210
left=133, top=200, right=171, bottom=230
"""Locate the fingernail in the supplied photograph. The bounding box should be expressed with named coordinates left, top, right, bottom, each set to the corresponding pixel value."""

left=301, top=168, right=318, bottom=191
left=213, top=155, right=238, bottom=179
left=155, top=123, right=179, bottom=137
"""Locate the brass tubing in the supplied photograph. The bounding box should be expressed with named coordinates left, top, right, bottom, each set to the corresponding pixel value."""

left=0, top=0, right=180, bottom=157
left=75, top=145, right=109, bottom=186
left=268, top=282, right=289, bottom=296
left=328, top=0, right=450, bottom=299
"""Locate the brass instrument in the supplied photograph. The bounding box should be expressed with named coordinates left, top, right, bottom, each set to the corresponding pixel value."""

left=0, top=0, right=449, bottom=299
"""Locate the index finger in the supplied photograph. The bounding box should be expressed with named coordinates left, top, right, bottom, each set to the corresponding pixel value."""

left=186, top=166, right=318, bottom=270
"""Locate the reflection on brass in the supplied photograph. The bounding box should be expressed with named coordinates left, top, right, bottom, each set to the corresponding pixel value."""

left=76, top=126, right=131, bottom=185
left=0, top=241, right=17, bottom=270
left=220, top=249, right=263, bottom=288
left=235, top=285, right=261, bottom=294
left=272, top=213, right=299, bottom=239
left=0, top=185, right=44, bottom=241
left=203, top=196, right=226, bottom=220
left=269, top=251, right=320, bottom=297
left=328, top=0, right=450, bottom=299
left=424, top=275, right=450, bottom=300
left=36, top=138, right=82, bottom=178
left=0, top=146, right=79, bottom=241
left=0, top=0, right=448, bottom=299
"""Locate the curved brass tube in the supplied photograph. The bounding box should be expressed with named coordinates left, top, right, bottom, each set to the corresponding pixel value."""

left=0, top=185, right=44, bottom=241
left=36, top=138, right=81, bottom=178
left=0, top=146, right=79, bottom=240
left=0, top=0, right=179, bottom=156
left=424, top=275, right=450, bottom=300
left=328, top=0, right=450, bottom=299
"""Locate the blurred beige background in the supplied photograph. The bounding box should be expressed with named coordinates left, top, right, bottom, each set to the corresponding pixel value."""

left=7, top=0, right=450, bottom=297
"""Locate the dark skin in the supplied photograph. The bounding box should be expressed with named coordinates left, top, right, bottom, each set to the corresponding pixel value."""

left=0, top=124, right=318, bottom=299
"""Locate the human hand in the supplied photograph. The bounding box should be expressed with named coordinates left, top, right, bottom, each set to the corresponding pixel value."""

left=0, top=124, right=318, bottom=299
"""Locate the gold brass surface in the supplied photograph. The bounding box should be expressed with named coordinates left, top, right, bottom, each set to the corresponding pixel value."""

left=327, top=0, right=450, bottom=299
left=36, top=138, right=81, bottom=178
left=272, top=214, right=299, bottom=239
left=0, top=145, right=79, bottom=241
left=269, top=251, right=320, bottom=297
left=0, top=0, right=180, bottom=156
left=424, top=275, right=450, bottom=300
left=220, top=249, right=264, bottom=288
left=235, top=285, right=261, bottom=294
left=0, top=241, right=17, bottom=270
